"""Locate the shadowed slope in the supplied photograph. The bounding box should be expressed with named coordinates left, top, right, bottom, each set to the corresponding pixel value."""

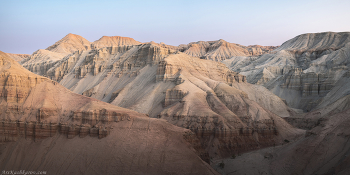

left=213, top=97, right=350, bottom=175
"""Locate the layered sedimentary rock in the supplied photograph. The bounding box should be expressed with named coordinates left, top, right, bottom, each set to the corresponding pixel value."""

left=21, top=49, right=67, bottom=76
left=224, top=32, right=350, bottom=111
left=47, top=43, right=173, bottom=83
left=5, top=53, right=30, bottom=62
left=91, top=36, right=142, bottom=49
left=19, top=37, right=301, bottom=159
left=154, top=54, right=302, bottom=157
left=247, top=45, right=278, bottom=55
left=46, top=33, right=92, bottom=54
left=0, top=51, right=219, bottom=174
left=214, top=95, right=350, bottom=175
left=0, top=50, right=141, bottom=141
left=180, top=39, right=277, bottom=61
left=21, top=34, right=145, bottom=80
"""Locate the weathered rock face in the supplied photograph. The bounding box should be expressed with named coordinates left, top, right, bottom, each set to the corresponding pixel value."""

left=212, top=92, right=350, bottom=175
left=247, top=45, right=278, bottom=56
left=222, top=104, right=350, bottom=175
left=153, top=53, right=302, bottom=158
left=21, top=34, right=145, bottom=80
left=164, top=89, right=187, bottom=107
left=270, top=107, right=350, bottom=175
left=19, top=38, right=301, bottom=159
left=0, top=119, right=218, bottom=175
left=0, top=51, right=219, bottom=175
left=21, top=49, right=67, bottom=76
left=224, top=32, right=350, bottom=111
left=5, top=53, right=30, bottom=62
left=91, top=36, right=142, bottom=49
left=46, top=43, right=174, bottom=83
left=276, top=32, right=350, bottom=52
left=46, top=33, right=92, bottom=54
left=0, top=51, right=140, bottom=141
left=180, top=39, right=277, bottom=61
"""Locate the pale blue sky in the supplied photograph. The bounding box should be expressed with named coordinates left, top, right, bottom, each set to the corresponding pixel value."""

left=1, top=0, right=349, bottom=54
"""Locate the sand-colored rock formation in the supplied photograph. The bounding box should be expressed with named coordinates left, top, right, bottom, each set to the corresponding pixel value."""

left=180, top=39, right=277, bottom=61
left=20, top=34, right=145, bottom=84
left=213, top=95, right=350, bottom=175
left=0, top=51, right=219, bottom=174
left=224, top=32, right=350, bottom=111
left=46, top=33, right=92, bottom=54
left=154, top=53, right=302, bottom=157
left=22, top=40, right=302, bottom=159
left=91, top=36, right=142, bottom=49
left=13, top=31, right=350, bottom=174
left=5, top=53, right=30, bottom=62
left=21, top=49, right=67, bottom=76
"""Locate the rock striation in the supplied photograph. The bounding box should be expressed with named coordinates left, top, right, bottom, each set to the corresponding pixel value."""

left=46, top=33, right=92, bottom=54
left=27, top=40, right=301, bottom=158
left=21, top=49, right=67, bottom=76
left=91, top=36, right=142, bottom=49
left=0, top=50, right=141, bottom=141
left=179, top=39, right=277, bottom=61
left=5, top=53, right=30, bottom=62
left=154, top=53, right=302, bottom=157
left=19, top=37, right=302, bottom=157
left=19, top=34, right=300, bottom=159
left=224, top=32, right=350, bottom=111
left=214, top=96, right=350, bottom=175
left=20, top=34, right=145, bottom=80
left=0, top=50, right=219, bottom=174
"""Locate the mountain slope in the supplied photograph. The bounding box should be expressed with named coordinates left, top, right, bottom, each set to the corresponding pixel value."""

left=180, top=39, right=277, bottom=61
left=24, top=42, right=303, bottom=158
left=46, top=33, right=92, bottom=54
left=0, top=51, right=218, bottom=174
left=224, top=32, right=350, bottom=112
left=213, top=96, right=350, bottom=175
left=91, top=36, right=142, bottom=49
left=5, top=53, right=30, bottom=62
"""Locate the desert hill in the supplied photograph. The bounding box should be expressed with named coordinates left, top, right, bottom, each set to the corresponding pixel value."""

left=46, top=33, right=92, bottom=54
left=179, top=39, right=277, bottom=61
left=21, top=34, right=144, bottom=77
left=223, top=32, right=350, bottom=112
left=20, top=34, right=276, bottom=77
left=5, top=53, right=30, bottom=62
left=0, top=51, right=218, bottom=174
left=91, top=35, right=142, bottom=49
left=213, top=94, right=350, bottom=174
left=8, top=31, right=350, bottom=174
left=18, top=39, right=303, bottom=158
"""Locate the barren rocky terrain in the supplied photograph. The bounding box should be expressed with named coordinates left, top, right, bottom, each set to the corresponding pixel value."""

left=223, top=32, right=350, bottom=112
left=2, top=31, right=350, bottom=174
left=18, top=34, right=304, bottom=159
left=0, top=51, right=218, bottom=174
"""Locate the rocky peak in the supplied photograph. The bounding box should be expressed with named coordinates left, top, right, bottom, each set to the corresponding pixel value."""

left=45, top=33, right=91, bottom=54
left=181, top=39, right=276, bottom=61
left=91, top=35, right=142, bottom=49
left=276, top=32, right=350, bottom=52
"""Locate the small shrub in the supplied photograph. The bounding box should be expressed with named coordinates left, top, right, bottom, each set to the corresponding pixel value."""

left=231, top=154, right=236, bottom=159
left=284, top=139, right=290, bottom=143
